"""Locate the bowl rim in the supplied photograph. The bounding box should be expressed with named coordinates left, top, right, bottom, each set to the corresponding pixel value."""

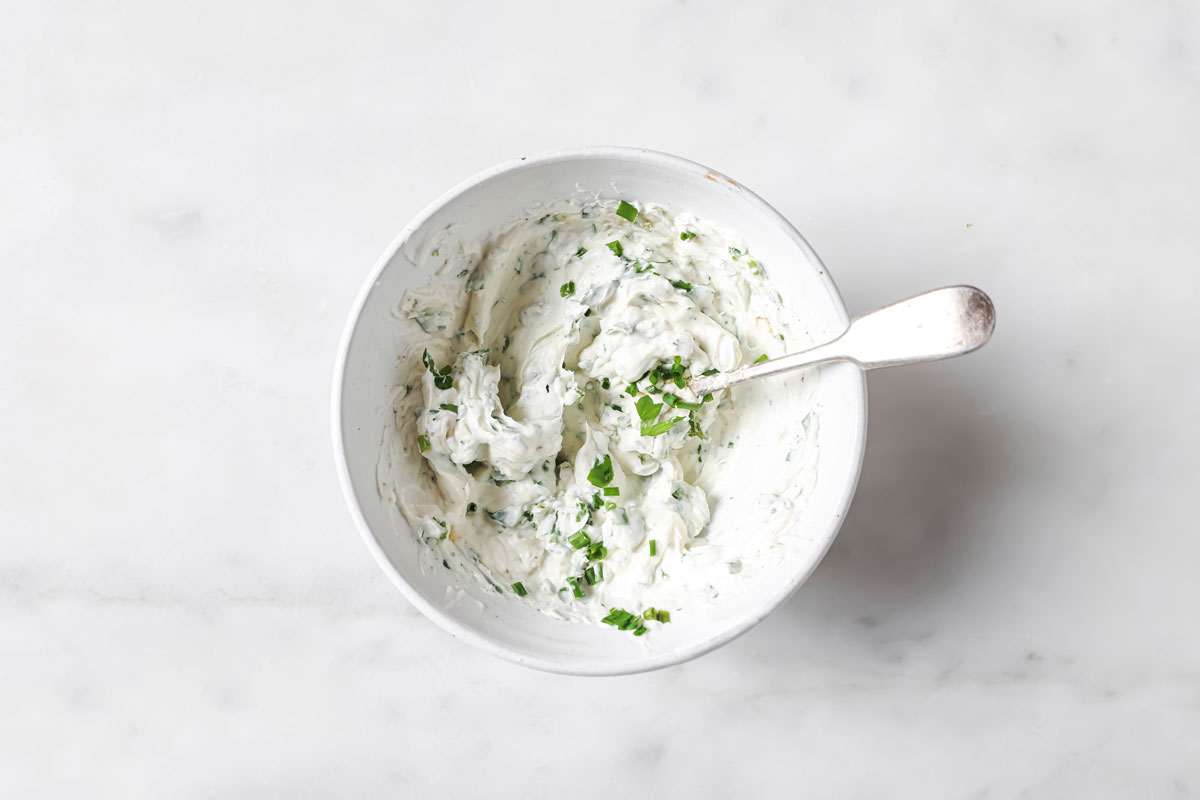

left=331, top=146, right=868, bottom=675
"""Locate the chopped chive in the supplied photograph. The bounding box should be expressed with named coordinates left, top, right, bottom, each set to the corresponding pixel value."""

left=601, top=377, right=610, bottom=390
left=604, top=501, right=617, bottom=511
left=417, top=434, right=431, bottom=452
left=593, top=492, right=603, bottom=509
left=586, top=541, right=608, bottom=561
left=560, top=281, right=575, bottom=298
left=670, top=279, right=692, bottom=291
left=512, top=581, right=527, bottom=597
left=671, top=487, right=685, bottom=500
left=567, top=577, right=583, bottom=598
left=616, top=200, right=638, bottom=222
left=729, top=246, right=742, bottom=258
left=568, top=530, right=591, bottom=550
left=702, top=393, right=714, bottom=403
left=748, top=259, right=761, bottom=275
left=663, top=394, right=700, bottom=411
left=702, top=368, right=719, bottom=376
left=753, top=354, right=768, bottom=364
left=439, top=403, right=458, bottom=413
left=643, top=608, right=656, bottom=620
left=625, top=382, right=638, bottom=397
left=584, top=566, right=596, bottom=585
left=606, top=240, right=623, bottom=257
left=466, top=502, right=477, bottom=514
left=587, top=454, right=614, bottom=487
left=680, top=231, right=697, bottom=241
left=603, top=487, right=619, bottom=496
left=601, top=607, right=645, bottom=632
left=656, top=610, right=670, bottom=623
left=649, top=539, right=657, bottom=556
left=575, top=246, right=587, bottom=257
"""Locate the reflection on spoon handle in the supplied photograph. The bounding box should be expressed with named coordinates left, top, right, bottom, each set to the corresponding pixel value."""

left=688, top=286, right=996, bottom=396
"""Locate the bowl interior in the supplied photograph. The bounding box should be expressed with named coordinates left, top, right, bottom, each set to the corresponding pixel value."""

left=335, top=149, right=866, bottom=674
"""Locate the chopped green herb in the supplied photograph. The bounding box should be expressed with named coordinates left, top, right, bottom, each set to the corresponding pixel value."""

left=616, top=200, right=639, bottom=222
left=748, top=259, right=761, bottom=275
left=729, top=246, right=742, bottom=258
left=636, top=394, right=663, bottom=422
left=650, top=539, right=657, bottom=556
left=670, top=279, right=692, bottom=291
left=439, top=403, right=458, bottom=413
left=560, top=281, right=575, bottom=298
left=680, top=231, right=697, bottom=241
left=593, top=492, right=603, bottom=509
left=606, top=240, right=623, bottom=257
left=603, top=501, right=617, bottom=511
left=601, top=607, right=643, bottom=632
left=642, top=416, right=684, bottom=437
left=584, top=566, right=597, bottom=585
left=568, top=530, right=591, bottom=550
left=753, top=354, right=768, bottom=364
left=575, top=246, right=587, bottom=257
left=603, top=487, right=619, bottom=496
left=633, top=625, right=647, bottom=636
left=671, top=487, right=685, bottom=500
left=663, top=394, right=701, bottom=411
left=552, top=214, right=565, bottom=222
left=422, top=349, right=454, bottom=390
left=512, top=581, right=527, bottom=597
left=568, top=577, right=583, bottom=598
left=466, top=502, right=477, bottom=514
left=656, top=610, right=670, bottom=623
left=586, top=541, right=608, bottom=561
left=702, top=368, right=719, bottom=376
left=417, top=434, right=431, bottom=452
left=702, top=393, right=714, bottom=403
left=624, top=381, right=638, bottom=397
left=601, top=378, right=610, bottom=390
left=587, top=454, right=614, bottom=487
left=643, top=608, right=656, bottom=620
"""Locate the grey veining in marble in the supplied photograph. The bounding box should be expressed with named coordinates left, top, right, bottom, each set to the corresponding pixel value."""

left=2, top=0, right=1198, bottom=797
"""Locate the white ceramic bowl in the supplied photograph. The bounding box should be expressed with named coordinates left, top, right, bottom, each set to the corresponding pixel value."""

left=332, top=147, right=867, bottom=675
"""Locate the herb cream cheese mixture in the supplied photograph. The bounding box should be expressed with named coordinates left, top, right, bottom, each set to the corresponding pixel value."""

left=380, top=198, right=817, bottom=634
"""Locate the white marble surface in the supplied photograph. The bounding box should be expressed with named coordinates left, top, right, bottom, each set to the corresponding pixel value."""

left=3, top=0, right=1199, bottom=796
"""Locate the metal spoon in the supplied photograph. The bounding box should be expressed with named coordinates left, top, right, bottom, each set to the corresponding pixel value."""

left=688, top=286, right=996, bottom=396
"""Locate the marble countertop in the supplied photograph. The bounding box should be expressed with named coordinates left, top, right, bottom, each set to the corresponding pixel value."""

left=4, top=1, right=1198, bottom=796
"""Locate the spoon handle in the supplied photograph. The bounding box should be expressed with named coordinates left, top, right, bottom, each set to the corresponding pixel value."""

left=689, top=286, right=996, bottom=396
